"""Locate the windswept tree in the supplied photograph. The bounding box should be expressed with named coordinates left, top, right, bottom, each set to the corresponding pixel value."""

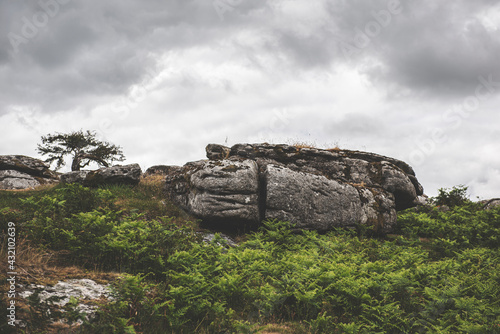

left=37, top=130, right=125, bottom=171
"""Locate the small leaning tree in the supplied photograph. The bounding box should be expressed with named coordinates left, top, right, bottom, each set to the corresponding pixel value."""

left=37, top=130, right=125, bottom=171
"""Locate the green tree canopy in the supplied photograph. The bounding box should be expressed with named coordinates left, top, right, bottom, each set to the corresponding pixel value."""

left=37, top=130, right=125, bottom=171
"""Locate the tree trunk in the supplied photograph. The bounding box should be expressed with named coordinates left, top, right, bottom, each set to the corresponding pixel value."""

left=71, top=152, right=109, bottom=171
left=71, top=155, right=82, bottom=171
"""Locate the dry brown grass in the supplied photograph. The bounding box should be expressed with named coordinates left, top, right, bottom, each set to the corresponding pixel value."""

left=112, top=173, right=165, bottom=209
left=0, top=237, right=120, bottom=288
left=139, top=173, right=166, bottom=187
left=349, top=181, right=367, bottom=187
left=0, top=237, right=52, bottom=277
left=291, top=141, right=318, bottom=149
left=288, top=140, right=341, bottom=152
left=137, top=173, right=166, bottom=197
left=325, top=146, right=341, bottom=152
left=2, top=182, right=58, bottom=193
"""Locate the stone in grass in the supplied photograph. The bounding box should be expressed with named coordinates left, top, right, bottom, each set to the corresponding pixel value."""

left=61, top=164, right=142, bottom=187
left=0, top=170, right=42, bottom=190
left=0, top=155, right=59, bottom=190
left=19, top=279, right=112, bottom=326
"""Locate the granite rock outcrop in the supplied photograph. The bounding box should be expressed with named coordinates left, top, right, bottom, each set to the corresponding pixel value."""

left=163, top=144, right=424, bottom=233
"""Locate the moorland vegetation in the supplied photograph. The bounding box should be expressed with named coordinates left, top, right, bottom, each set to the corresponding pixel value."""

left=1, top=179, right=499, bottom=333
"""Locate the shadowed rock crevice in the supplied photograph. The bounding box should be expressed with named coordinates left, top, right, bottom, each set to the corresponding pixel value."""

left=257, top=162, right=268, bottom=223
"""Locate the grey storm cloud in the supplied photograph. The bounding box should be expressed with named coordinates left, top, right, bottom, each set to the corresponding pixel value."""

left=0, top=0, right=269, bottom=115
left=360, top=0, right=500, bottom=97
left=268, top=0, right=500, bottom=98
left=2, top=0, right=500, bottom=116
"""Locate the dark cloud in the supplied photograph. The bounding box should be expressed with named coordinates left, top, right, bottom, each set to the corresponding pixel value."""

left=3, top=0, right=498, bottom=116
left=362, top=0, right=500, bottom=97
left=269, top=0, right=500, bottom=98
left=0, top=0, right=271, bottom=115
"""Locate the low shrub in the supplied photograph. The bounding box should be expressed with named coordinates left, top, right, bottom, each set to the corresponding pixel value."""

left=398, top=202, right=500, bottom=257
left=432, top=184, right=470, bottom=208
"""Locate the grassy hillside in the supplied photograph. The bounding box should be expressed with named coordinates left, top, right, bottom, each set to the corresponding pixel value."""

left=1, top=178, right=499, bottom=333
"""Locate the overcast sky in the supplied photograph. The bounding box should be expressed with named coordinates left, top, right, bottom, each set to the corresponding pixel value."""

left=1, top=0, right=499, bottom=198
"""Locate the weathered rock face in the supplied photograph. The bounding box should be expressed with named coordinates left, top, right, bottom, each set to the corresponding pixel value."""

left=166, top=160, right=260, bottom=225
left=164, top=144, right=423, bottom=233
left=61, top=164, right=142, bottom=187
left=144, top=165, right=182, bottom=177
left=0, top=170, right=42, bottom=190
left=264, top=164, right=397, bottom=232
left=85, top=164, right=142, bottom=186
left=60, top=171, right=91, bottom=185
left=225, top=143, right=423, bottom=211
left=0, top=155, right=58, bottom=179
left=0, top=155, right=59, bottom=190
left=206, top=143, right=231, bottom=160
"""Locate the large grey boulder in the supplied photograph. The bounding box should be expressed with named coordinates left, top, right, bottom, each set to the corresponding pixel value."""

left=164, top=143, right=423, bottom=233
left=0, top=170, right=42, bottom=190
left=166, top=160, right=260, bottom=225
left=60, top=171, right=90, bottom=184
left=222, top=143, right=423, bottom=211
left=144, top=165, right=181, bottom=177
left=61, top=164, right=142, bottom=187
left=263, top=164, right=397, bottom=233
left=0, top=155, right=58, bottom=179
left=264, top=164, right=363, bottom=230
left=206, top=143, right=231, bottom=160
left=0, top=155, right=59, bottom=190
